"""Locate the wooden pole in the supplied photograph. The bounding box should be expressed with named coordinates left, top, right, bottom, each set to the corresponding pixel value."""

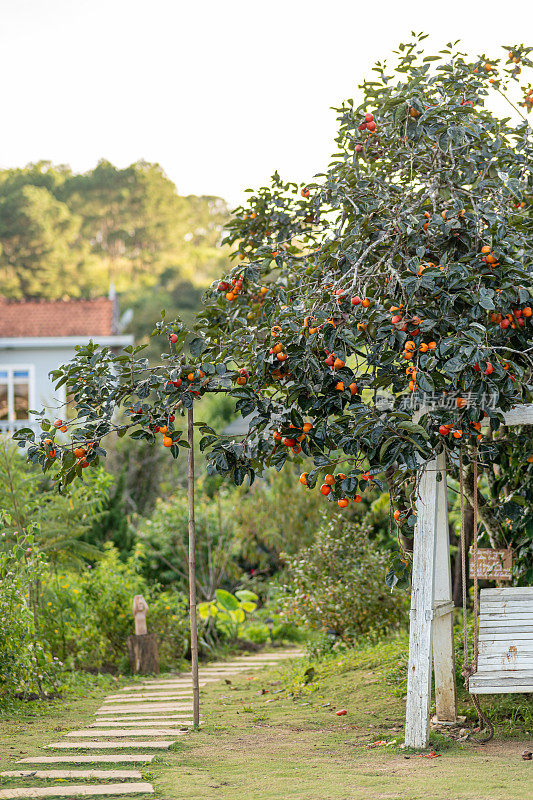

left=187, top=406, right=200, bottom=728
left=432, top=452, right=457, bottom=723
left=404, top=457, right=438, bottom=748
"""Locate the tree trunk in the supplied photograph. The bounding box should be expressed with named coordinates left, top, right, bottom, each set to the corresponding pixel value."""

left=187, top=406, right=200, bottom=728
left=127, top=633, right=159, bottom=674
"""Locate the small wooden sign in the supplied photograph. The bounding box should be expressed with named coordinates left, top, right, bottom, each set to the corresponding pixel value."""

left=469, top=548, right=513, bottom=580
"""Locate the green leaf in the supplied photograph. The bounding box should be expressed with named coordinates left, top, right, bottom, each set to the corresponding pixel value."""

left=397, top=421, right=429, bottom=440
left=189, top=337, right=206, bottom=357
left=215, top=589, right=240, bottom=611
left=235, top=589, right=258, bottom=603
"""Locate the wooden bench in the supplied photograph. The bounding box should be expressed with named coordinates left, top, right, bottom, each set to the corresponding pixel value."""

left=469, top=587, right=533, bottom=694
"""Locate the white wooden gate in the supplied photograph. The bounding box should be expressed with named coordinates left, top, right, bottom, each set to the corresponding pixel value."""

left=404, top=404, right=533, bottom=748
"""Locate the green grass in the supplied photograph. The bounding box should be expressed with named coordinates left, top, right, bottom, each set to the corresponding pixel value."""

left=0, top=672, right=155, bottom=797
left=0, top=650, right=531, bottom=800
left=150, top=642, right=532, bottom=800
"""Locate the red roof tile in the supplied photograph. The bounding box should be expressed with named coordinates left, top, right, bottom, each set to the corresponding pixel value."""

left=0, top=297, right=118, bottom=338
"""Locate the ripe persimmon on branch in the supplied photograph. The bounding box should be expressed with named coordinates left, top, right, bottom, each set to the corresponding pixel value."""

left=14, top=36, right=533, bottom=583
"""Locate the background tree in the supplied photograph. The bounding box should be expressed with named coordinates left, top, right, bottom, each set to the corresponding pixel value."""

left=0, top=160, right=230, bottom=324
left=0, top=183, right=101, bottom=299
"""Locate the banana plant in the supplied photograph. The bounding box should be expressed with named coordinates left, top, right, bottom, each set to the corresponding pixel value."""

left=198, top=588, right=258, bottom=640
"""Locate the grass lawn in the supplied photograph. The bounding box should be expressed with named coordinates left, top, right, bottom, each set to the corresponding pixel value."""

left=0, top=674, right=122, bottom=773
left=0, top=673, right=152, bottom=797
left=150, top=643, right=532, bottom=800
left=0, top=647, right=531, bottom=800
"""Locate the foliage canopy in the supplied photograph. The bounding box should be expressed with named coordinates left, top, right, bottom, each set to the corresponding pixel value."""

left=15, top=38, right=533, bottom=582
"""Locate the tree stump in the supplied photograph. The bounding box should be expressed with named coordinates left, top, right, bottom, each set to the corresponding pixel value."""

left=127, top=633, right=159, bottom=675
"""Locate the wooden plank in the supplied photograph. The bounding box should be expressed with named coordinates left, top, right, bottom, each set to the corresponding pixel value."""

left=469, top=670, right=533, bottom=680
left=479, top=597, right=533, bottom=611
left=478, top=612, right=533, bottom=620
left=480, top=604, right=533, bottom=613
left=478, top=637, right=533, bottom=648
left=469, top=549, right=512, bottom=580
left=479, top=639, right=533, bottom=655
left=480, top=588, right=533, bottom=598
left=405, top=458, right=438, bottom=749
left=479, top=632, right=533, bottom=641
left=479, top=622, right=533, bottom=631
left=478, top=663, right=533, bottom=672
left=432, top=452, right=457, bottom=723
left=470, top=683, right=533, bottom=694
left=478, top=650, right=533, bottom=659
left=480, top=599, right=533, bottom=609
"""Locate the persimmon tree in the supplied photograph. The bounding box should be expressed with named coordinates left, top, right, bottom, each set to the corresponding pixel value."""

left=15, top=37, right=533, bottom=584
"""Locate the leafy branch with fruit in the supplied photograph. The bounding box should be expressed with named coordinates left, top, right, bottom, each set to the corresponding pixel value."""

left=14, top=36, right=533, bottom=583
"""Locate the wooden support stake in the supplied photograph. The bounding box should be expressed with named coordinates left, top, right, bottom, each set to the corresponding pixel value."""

left=187, top=406, right=200, bottom=728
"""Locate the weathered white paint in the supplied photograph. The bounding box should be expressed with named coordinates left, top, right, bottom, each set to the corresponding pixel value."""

left=404, top=457, right=439, bottom=749
left=431, top=453, right=457, bottom=723
left=469, top=588, right=533, bottom=693
left=405, top=405, right=532, bottom=747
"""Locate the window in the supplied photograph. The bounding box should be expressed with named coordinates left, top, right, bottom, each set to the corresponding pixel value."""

left=0, top=366, right=34, bottom=431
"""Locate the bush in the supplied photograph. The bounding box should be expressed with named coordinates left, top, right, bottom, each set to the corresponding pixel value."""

left=281, top=513, right=407, bottom=643
left=0, top=524, right=61, bottom=701
left=39, top=544, right=189, bottom=673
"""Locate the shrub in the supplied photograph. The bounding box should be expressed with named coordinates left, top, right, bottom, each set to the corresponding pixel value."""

left=0, top=524, right=61, bottom=701
left=281, top=513, right=407, bottom=643
left=39, top=544, right=189, bottom=673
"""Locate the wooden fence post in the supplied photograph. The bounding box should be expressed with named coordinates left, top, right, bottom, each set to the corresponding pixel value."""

left=404, top=458, right=438, bottom=748
left=187, top=406, right=200, bottom=728
left=432, top=452, right=457, bottom=722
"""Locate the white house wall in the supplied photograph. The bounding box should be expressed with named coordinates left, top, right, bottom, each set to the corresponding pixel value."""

left=0, top=335, right=133, bottom=429
left=1, top=345, right=74, bottom=419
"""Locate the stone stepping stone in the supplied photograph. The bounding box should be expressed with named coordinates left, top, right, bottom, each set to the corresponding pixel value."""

left=0, top=771, right=142, bottom=780
left=103, top=694, right=191, bottom=702
left=90, top=720, right=193, bottom=727
left=89, top=714, right=194, bottom=728
left=120, top=681, right=212, bottom=690
left=67, top=729, right=186, bottom=738
left=17, top=757, right=154, bottom=766
left=46, top=741, right=175, bottom=750
left=97, top=704, right=192, bottom=714
left=0, top=782, right=153, bottom=798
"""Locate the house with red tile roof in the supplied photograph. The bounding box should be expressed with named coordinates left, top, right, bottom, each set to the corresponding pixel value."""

left=0, top=292, right=133, bottom=433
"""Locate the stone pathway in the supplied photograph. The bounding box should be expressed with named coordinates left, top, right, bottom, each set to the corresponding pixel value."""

left=0, top=650, right=301, bottom=798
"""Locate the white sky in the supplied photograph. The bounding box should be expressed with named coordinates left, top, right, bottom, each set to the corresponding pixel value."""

left=0, top=0, right=530, bottom=207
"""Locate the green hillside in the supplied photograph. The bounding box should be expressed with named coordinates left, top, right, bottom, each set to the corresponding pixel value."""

left=0, top=159, right=231, bottom=358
